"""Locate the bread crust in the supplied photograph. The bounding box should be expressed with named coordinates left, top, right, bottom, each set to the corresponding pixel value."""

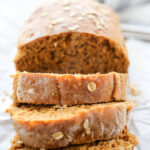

left=17, top=0, right=124, bottom=49
left=12, top=72, right=127, bottom=105
left=8, top=102, right=133, bottom=149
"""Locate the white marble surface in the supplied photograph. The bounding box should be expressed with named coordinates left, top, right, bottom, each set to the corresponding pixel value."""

left=0, top=0, right=150, bottom=149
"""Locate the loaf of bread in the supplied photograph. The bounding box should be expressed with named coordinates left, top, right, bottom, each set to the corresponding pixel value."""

left=10, top=129, right=138, bottom=150
left=7, top=102, right=133, bottom=149
left=12, top=72, right=127, bottom=105
left=14, top=0, right=129, bottom=74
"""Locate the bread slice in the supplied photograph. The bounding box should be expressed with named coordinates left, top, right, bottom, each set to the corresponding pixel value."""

left=7, top=102, right=133, bottom=149
left=14, top=0, right=129, bottom=74
left=10, top=129, right=138, bottom=150
left=12, top=72, right=127, bottom=105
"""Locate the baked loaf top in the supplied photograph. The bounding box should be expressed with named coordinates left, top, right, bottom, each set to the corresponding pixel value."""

left=18, top=0, right=123, bottom=47
left=12, top=72, right=127, bottom=105
left=15, top=0, right=129, bottom=73
left=7, top=102, right=133, bottom=149
left=10, top=130, right=138, bottom=150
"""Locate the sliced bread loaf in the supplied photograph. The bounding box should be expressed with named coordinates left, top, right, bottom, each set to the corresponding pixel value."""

left=10, top=129, right=138, bottom=150
left=12, top=72, right=127, bottom=105
left=14, top=0, right=129, bottom=74
left=7, top=102, right=133, bottom=149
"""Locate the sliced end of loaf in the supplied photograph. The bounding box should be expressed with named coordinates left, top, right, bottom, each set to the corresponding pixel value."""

left=7, top=102, right=134, bottom=148
left=12, top=72, right=128, bottom=105
left=7, top=102, right=134, bottom=122
left=15, top=33, right=129, bottom=74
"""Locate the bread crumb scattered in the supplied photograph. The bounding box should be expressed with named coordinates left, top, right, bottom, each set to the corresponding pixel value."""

left=129, top=85, right=141, bottom=96
left=3, top=90, right=13, bottom=99
left=1, top=98, right=6, bottom=102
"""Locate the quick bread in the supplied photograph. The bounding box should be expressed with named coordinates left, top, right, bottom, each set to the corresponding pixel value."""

left=6, top=0, right=138, bottom=149
left=10, top=129, right=138, bottom=150
left=7, top=102, right=133, bottom=149
left=12, top=72, right=127, bottom=105
left=14, top=0, right=129, bottom=74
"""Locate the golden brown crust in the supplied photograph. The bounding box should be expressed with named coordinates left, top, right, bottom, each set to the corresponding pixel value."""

left=17, top=0, right=123, bottom=49
left=7, top=102, right=134, bottom=149
left=14, top=0, right=129, bottom=74
left=112, top=73, right=127, bottom=100
left=9, top=130, right=138, bottom=150
left=12, top=72, right=127, bottom=105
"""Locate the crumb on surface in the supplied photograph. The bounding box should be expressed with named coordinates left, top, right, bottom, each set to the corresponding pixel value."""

left=129, top=85, right=141, bottom=96
left=1, top=97, right=6, bottom=102
left=3, top=90, right=13, bottom=99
